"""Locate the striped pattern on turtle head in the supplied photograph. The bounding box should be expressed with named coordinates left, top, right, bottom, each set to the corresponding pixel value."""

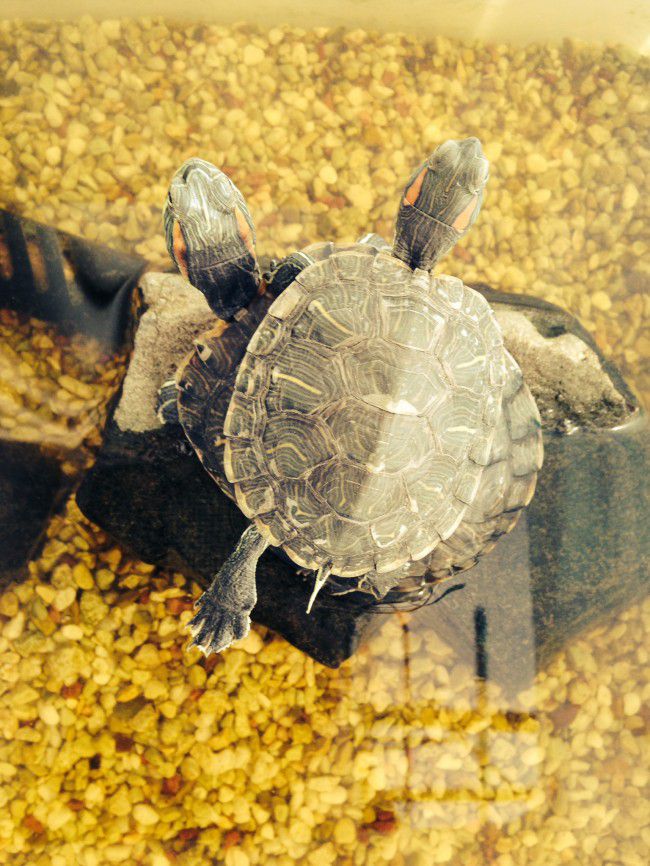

left=163, top=157, right=260, bottom=321
left=393, top=137, right=490, bottom=271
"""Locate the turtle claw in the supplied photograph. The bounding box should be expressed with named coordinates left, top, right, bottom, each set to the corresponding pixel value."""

left=187, top=592, right=250, bottom=656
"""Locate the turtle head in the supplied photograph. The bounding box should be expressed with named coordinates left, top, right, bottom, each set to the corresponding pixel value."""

left=393, top=137, right=490, bottom=271
left=164, top=158, right=260, bottom=320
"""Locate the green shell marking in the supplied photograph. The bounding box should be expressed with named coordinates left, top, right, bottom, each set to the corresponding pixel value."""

left=223, top=244, right=508, bottom=578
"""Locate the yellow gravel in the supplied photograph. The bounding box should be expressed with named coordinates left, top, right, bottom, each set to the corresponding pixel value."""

left=0, top=310, right=125, bottom=468
left=0, top=16, right=648, bottom=866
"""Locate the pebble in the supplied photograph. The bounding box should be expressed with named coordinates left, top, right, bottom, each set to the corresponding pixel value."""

left=45, top=145, right=61, bottom=166
left=623, top=693, right=641, bottom=716
left=622, top=182, right=639, bottom=210
left=236, top=629, right=264, bottom=653
left=46, top=806, right=73, bottom=831
left=44, top=101, right=64, bottom=128
left=0, top=592, right=19, bottom=617
left=73, top=563, right=95, bottom=590
left=4, top=611, right=25, bottom=640
left=587, top=124, right=611, bottom=145
left=319, top=165, right=338, bottom=185
left=53, top=587, right=77, bottom=612
left=526, top=153, right=548, bottom=174
left=133, top=803, right=159, bottom=825
left=433, top=841, right=453, bottom=862
left=58, top=374, right=95, bottom=399
left=591, top=291, right=612, bottom=312
left=334, top=817, right=356, bottom=844
left=346, top=184, right=374, bottom=212
left=531, top=188, right=552, bottom=204
left=225, top=851, right=250, bottom=866
left=38, top=703, right=60, bottom=726
left=522, top=745, right=545, bottom=766
left=554, top=830, right=577, bottom=852
left=67, top=137, right=87, bottom=156
left=243, top=45, right=265, bottom=65
left=263, top=107, right=283, bottom=126
left=100, top=19, right=121, bottom=40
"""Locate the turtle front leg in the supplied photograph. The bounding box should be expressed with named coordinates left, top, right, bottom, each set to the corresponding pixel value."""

left=187, top=524, right=268, bottom=656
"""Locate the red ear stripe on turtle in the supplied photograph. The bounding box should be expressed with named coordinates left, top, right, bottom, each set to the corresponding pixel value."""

left=452, top=194, right=479, bottom=232
left=235, top=207, right=256, bottom=256
left=403, top=165, right=428, bottom=207
left=172, top=221, right=189, bottom=278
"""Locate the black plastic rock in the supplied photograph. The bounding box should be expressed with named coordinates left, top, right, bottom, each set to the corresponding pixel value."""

left=76, top=271, right=648, bottom=677
left=0, top=211, right=146, bottom=589
left=0, top=208, right=147, bottom=348
left=0, top=441, right=66, bottom=590
left=410, top=414, right=649, bottom=699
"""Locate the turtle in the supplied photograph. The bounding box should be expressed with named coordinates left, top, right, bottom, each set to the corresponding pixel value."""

left=158, top=138, right=543, bottom=655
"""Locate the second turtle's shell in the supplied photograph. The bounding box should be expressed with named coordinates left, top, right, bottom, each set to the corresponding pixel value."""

left=223, top=244, right=508, bottom=578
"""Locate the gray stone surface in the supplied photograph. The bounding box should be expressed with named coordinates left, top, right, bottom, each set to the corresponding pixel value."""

left=116, top=272, right=635, bottom=436
left=115, top=272, right=218, bottom=433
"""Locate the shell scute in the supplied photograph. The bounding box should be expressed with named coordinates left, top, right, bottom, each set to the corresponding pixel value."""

left=432, top=275, right=464, bottom=309
left=222, top=392, right=261, bottom=440
left=308, top=460, right=404, bottom=523
left=267, top=340, right=340, bottom=414
left=292, top=282, right=379, bottom=349
left=223, top=438, right=266, bottom=483
left=402, top=452, right=459, bottom=514
left=453, top=462, right=485, bottom=505
left=256, top=509, right=297, bottom=546
left=330, top=246, right=376, bottom=284
left=429, top=391, right=483, bottom=461
left=233, top=353, right=270, bottom=399
left=344, top=339, right=448, bottom=416
left=247, top=316, right=286, bottom=357
left=283, top=481, right=327, bottom=529
left=438, top=320, right=489, bottom=393
left=378, top=292, right=447, bottom=352
left=235, top=477, right=275, bottom=518
left=311, top=513, right=373, bottom=558
left=370, top=509, right=420, bottom=548
left=267, top=283, right=307, bottom=321
left=263, top=413, right=334, bottom=480
left=326, top=399, right=434, bottom=474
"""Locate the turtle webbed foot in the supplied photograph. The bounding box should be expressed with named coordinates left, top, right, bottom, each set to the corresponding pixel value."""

left=187, top=593, right=250, bottom=656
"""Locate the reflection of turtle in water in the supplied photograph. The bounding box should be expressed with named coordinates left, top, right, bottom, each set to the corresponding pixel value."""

left=159, top=139, right=543, bottom=655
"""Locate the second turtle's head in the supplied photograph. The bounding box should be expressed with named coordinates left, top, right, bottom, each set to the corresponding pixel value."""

left=164, top=158, right=260, bottom=320
left=394, top=137, right=490, bottom=270
left=421, top=137, right=490, bottom=231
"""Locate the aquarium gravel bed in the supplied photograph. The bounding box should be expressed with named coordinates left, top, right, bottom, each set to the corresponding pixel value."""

left=0, top=17, right=648, bottom=866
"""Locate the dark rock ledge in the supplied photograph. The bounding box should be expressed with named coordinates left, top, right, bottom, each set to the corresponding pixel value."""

left=76, top=272, right=649, bottom=686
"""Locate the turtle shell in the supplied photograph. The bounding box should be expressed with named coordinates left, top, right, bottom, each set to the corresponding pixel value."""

left=366, top=349, right=544, bottom=600
left=174, top=291, right=276, bottom=500
left=223, top=244, right=508, bottom=578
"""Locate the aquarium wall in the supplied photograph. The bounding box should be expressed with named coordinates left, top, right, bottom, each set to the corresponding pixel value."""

left=4, top=0, right=650, bottom=53
left=0, top=3, right=648, bottom=866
